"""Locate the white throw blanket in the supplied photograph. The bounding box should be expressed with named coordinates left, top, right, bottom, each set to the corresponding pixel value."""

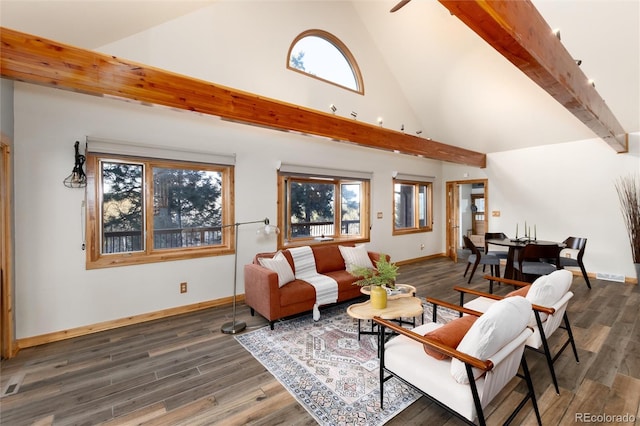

left=289, top=246, right=338, bottom=321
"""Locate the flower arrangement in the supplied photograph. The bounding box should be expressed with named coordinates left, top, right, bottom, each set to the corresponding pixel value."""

left=615, top=173, right=640, bottom=264
left=350, top=254, right=398, bottom=288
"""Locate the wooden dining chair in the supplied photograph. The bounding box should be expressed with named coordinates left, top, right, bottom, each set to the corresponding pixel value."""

left=463, top=235, right=500, bottom=283
left=513, top=243, right=560, bottom=282
left=484, top=232, right=509, bottom=259
left=556, top=237, right=591, bottom=289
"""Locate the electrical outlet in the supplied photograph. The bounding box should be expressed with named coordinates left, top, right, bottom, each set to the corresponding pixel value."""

left=180, top=282, right=187, bottom=293
left=420, top=243, right=425, bottom=250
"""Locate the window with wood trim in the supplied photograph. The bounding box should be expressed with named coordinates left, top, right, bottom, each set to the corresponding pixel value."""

left=277, top=172, right=370, bottom=248
left=86, top=154, right=234, bottom=269
left=287, top=29, right=364, bottom=94
left=393, top=179, right=433, bottom=235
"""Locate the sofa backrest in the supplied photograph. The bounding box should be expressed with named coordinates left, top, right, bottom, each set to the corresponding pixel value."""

left=252, top=244, right=357, bottom=275
left=311, top=244, right=347, bottom=274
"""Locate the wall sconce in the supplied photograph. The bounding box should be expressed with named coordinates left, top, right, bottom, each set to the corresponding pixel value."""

left=330, top=104, right=337, bottom=114
left=351, top=111, right=358, bottom=119
left=377, top=117, right=383, bottom=126
left=63, top=141, right=87, bottom=188
left=588, top=79, right=596, bottom=87
left=553, top=28, right=561, bottom=40
left=575, top=59, right=582, bottom=66
left=401, top=124, right=405, bottom=132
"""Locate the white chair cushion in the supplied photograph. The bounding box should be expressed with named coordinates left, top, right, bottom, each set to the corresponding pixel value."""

left=385, top=323, right=485, bottom=421
left=451, top=296, right=532, bottom=384
left=258, top=251, right=295, bottom=287
left=526, top=269, right=572, bottom=307
left=339, top=244, right=374, bottom=273
left=560, top=248, right=580, bottom=260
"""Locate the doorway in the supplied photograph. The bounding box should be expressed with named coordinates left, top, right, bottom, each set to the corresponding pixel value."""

left=446, top=179, right=488, bottom=263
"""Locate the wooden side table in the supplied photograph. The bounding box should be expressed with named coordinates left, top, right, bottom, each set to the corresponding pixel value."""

left=359, top=283, right=417, bottom=300
left=347, top=296, right=423, bottom=340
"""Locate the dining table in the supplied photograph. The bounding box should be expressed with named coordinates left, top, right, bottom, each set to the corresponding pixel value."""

left=485, top=238, right=565, bottom=280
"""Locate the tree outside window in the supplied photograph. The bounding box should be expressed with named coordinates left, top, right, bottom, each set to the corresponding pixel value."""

left=87, top=155, right=233, bottom=269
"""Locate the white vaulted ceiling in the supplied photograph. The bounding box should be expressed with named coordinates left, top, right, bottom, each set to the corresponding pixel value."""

left=1, top=0, right=638, bottom=155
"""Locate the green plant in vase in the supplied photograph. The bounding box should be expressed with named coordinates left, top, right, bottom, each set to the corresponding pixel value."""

left=350, top=254, right=398, bottom=309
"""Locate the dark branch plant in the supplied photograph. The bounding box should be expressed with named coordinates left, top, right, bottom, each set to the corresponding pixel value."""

left=615, top=174, right=640, bottom=263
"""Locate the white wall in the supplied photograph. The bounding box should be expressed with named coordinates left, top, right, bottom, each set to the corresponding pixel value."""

left=443, top=133, right=640, bottom=280
left=12, top=83, right=442, bottom=339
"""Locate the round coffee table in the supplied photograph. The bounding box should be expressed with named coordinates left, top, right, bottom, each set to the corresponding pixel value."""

left=347, top=296, right=423, bottom=340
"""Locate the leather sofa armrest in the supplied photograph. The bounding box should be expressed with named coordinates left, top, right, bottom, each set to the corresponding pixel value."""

left=244, top=263, right=281, bottom=321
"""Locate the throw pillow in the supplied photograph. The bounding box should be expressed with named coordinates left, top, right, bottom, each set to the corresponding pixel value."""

left=450, top=296, right=532, bottom=384
left=506, top=285, right=530, bottom=297
left=258, top=251, right=295, bottom=287
left=339, top=245, right=374, bottom=273
left=423, top=315, right=477, bottom=360
left=526, top=269, right=572, bottom=307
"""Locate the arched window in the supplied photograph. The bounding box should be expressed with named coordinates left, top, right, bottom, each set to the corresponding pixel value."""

left=287, top=29, right=364, bottom=94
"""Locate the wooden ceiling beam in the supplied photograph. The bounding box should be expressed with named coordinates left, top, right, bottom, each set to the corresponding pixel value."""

left=0, top=27, right=486, bottom=167
left=438, top=0, right=628, bottom=153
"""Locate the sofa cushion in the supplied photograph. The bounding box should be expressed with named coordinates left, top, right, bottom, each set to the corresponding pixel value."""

left=339, top=244, right=374, bottom=273
left=313, top=245, right=347, bottom=274
left=258, top=251, right=295, bottom=287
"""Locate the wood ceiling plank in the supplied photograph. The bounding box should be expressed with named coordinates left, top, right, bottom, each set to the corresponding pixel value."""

left=438, top=0, right=628, bottom=153
left=0, top=27, right=486, bottom=167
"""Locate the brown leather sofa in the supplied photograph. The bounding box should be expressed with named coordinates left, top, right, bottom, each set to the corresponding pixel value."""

left=244, top=244, right=382, bottom=329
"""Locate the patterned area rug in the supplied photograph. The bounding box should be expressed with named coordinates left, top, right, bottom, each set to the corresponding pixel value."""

left=236, top=301, right=458, bottom=425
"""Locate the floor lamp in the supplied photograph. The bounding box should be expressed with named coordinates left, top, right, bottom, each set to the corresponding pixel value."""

left=221, top=217, right=278, bottom=334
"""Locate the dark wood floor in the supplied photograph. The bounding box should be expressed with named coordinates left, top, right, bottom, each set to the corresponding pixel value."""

left=1, top=257, right=639, bottom=425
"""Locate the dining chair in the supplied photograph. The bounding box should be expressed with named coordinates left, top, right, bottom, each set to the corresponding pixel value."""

left=463, top=235, right=501, bottom=283
left=484, top=232, right=509, bottom=259
left=556, top=236, right=591, bottom=289
left=513, top=243, right=560, bottom=282
left=374, top=296, right=541, bottom=426
left=455, top=270, right=580, bottom=395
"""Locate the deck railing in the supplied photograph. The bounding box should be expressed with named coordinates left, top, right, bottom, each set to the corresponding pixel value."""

left=103, top=220, right=361, bottom=253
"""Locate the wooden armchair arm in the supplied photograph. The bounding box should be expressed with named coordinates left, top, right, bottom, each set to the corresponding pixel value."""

left=483, top=275, right=529, bottom=288
left=424, top=296, right=483, bottom=321
left=455, top=285, right=555, bottom=315
left=453, top=286, right=503, bottom=301
left=372, top=316, right=493, bottom=372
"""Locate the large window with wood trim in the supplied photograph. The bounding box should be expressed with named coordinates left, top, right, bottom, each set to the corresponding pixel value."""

left=277, top=165, right=370, bottom=247
left=393, top=175, right=433, bottom=235
left=287, top=29, right=364, bottom=94
left=86, top=153, right=234, bottom=269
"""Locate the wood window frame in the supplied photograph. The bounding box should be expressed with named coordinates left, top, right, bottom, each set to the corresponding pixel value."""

left=276, top=173, right=370, bottom=249
left=287, top=29, right=365, bottom=95
left=86, top=153, right=234, bottom=269
left=392, top=179, right=433, bottom=235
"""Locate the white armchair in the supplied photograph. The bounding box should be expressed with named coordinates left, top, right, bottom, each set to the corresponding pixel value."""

left=456, top=269, right=579, bottom=395
left=374, top=296, right=542, bottom=426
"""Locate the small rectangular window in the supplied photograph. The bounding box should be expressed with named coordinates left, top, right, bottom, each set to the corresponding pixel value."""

left=393, top=179, right=433, bottom=235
